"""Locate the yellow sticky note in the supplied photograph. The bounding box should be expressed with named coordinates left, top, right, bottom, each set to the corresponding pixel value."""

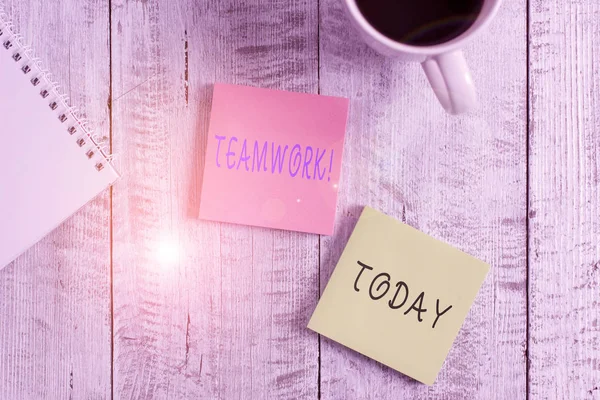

left=308, top=206, right=489, bottom=385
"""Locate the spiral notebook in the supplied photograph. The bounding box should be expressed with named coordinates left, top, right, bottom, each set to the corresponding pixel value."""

left=0, top=14, right=119, bottom=269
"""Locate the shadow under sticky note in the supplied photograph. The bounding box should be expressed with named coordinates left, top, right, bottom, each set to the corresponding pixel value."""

left=308, top=206, right=490, bottom=385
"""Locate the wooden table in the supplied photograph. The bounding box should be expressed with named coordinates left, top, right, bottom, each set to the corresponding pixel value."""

left=1, top=0, right=598, bottom=398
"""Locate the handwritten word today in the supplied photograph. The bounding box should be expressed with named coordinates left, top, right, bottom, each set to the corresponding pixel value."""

left=214, top=135, right=335, bottom=181
left=353, top=261, right=453, bottom=329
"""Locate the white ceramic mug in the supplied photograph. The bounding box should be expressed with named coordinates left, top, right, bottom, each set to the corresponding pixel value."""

left=343, top=0, right=502, bottom=114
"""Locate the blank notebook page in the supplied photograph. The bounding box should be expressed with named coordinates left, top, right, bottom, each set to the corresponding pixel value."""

left=0, top=26, right=119, bottom=269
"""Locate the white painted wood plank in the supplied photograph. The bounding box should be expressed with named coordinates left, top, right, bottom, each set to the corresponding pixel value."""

left=110, top=0, right=319, bottom=398
left=318, top=0, right=528, bottom=398
left=528, top=1, right=600, bottom=398
left=0, top=0, right=112, bottom=399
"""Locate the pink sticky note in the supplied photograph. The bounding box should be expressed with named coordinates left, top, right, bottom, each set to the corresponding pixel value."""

left=199, top=84, right=349, bottom=235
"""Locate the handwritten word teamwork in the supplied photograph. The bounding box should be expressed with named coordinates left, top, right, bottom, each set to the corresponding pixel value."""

left=353, top=261, right=453, bottom=329
left=213, top=135, right=336, bottom=181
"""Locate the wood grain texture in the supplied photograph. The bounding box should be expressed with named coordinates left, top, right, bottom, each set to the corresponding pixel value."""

left=110, top=0, right=319, bottom=398
left=0, top=0, right=112, bottom=399
left=2, top=0, right=600, bottom=398
left=318, top=0, right=528, bottom=398
left=528, top=1, right=600, bottom=398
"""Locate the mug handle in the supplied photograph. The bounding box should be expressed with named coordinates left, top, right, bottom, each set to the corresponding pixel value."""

left=421, top=50, right=476, bottom=114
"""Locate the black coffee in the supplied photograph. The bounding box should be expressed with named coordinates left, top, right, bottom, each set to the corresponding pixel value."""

left=356, top=0, right=483, bottom=46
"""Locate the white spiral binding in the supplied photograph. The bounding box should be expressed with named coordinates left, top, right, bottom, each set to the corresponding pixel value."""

left=0, top=7, right=113, bottom=173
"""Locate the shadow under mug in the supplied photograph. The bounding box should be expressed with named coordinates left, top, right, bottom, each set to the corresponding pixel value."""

left=343, top=0, right=502, bottom=114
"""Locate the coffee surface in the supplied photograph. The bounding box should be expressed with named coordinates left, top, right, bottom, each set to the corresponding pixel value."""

left=356, top=0, right=484, bottom=46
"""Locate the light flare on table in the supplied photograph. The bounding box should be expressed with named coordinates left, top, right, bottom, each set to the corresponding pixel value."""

left=154, top=235, right=181, bottom=266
